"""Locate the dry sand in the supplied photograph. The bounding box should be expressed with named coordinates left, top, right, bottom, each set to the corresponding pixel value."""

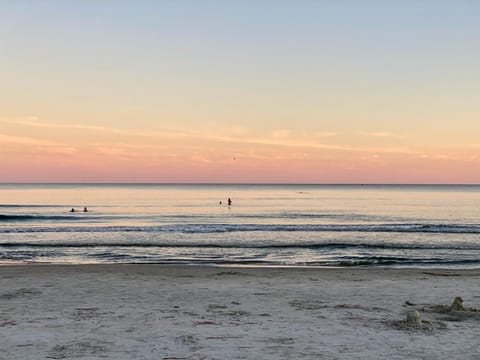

left=1, top=265, right=480, bottom=359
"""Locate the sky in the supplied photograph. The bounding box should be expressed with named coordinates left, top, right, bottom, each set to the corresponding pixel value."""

left=1, top=0, right=480, bottom=183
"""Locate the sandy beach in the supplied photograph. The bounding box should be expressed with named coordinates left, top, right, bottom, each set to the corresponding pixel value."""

left=1, top=265, right=480, bottom=359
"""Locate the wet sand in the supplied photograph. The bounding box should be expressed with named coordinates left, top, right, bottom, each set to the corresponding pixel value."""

left=1, top=265, right=480, bottom=359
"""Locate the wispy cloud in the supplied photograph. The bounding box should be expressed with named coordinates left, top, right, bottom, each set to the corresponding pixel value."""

left=0, top=133, right=66, bottom=147
left=0, top=133, right=78, bottom=155
left=204, top=132, right=417, bottom=155
left=0, top=117, right=190, bottom=139
left=313, top=131, right=338, bottom=138
left=43, top=147, right=78, bottom=155
left=191, top=155, right=213, bottom=163
left=359, top=131, right=403, bottom=138
left=417, top=153, right=480, bottom=162
left=95, top=146, right=133, bottom=157
left=0, top=116, right=416, bottom=155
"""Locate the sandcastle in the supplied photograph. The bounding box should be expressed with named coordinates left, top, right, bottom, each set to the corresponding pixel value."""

left=449, top=296, right=464, bottom=311
left=405, top=309, right=421, bottom=327
left=396, top=296, right=480, bottom=332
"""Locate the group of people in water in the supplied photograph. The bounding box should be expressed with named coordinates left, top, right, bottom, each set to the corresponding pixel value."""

left=69, top=198, right=233, bottom=213
left=70, top=207, right=88, bottom=213
left=219, top=198, right=233, bottom=206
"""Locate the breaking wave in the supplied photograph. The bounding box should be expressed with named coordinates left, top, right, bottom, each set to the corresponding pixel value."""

left=1, top=223, right=480, bottom=234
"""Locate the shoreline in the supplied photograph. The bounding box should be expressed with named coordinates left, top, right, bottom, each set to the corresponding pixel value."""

left=2, top=264, right=480, bottom=359
left=2, top=261, right=480, bottom=270
left=2, top=262, right=480, bottom=279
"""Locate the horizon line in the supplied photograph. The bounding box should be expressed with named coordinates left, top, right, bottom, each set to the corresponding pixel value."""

left=1, top=182, right=480, bottom=186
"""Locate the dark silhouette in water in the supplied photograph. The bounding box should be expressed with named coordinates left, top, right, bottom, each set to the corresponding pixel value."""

left=228, top=198, right=232, bottom=206
left=70, top=208, right=75, bottom=213
left=83, top=207, right=88, bottom=212
left=219, top=201, right=222, bottom=205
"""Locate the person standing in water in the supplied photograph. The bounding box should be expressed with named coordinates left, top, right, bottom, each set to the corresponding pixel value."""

left=227, top=198, right=232, bottom=206
left=83, top=207, right=88, bottom=212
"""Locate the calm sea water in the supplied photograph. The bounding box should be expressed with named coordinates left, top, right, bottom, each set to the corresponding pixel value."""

left=0, top=184, right=479, bottom=267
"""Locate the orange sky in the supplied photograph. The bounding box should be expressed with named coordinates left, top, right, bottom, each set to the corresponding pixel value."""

left=1, top=2, right=479, bottom=183
left=1, top=115, right=480, bottom=183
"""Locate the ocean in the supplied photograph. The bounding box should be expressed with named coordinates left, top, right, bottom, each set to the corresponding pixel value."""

left=0, top=184, right=479, bottom=267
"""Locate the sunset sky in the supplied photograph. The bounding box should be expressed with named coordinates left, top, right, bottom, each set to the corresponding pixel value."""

left=1, top=1, right=480, bottom=183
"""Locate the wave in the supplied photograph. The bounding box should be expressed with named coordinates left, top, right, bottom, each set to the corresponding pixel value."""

left=333, top=257, right=480, bottom=267
left=0, top=214, right=81, bottom=221
left=0, top=212, right=406, bottom=222
left=229, top=213, right=406, bottom=221
left=0, top=214, right=144, bottom=222
left=0, top=214, right=97, bottom=222
left=2, top=250, right=479, bottom=267
left=1, top=240, right=479, bottom=250
left=1, top=223, right=480, bottom=234
left=95, top=257, right=480, bottom=267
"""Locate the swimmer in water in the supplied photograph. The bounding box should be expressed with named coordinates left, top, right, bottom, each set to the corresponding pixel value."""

left=83, top=207, right=88, bottom=212
left=70, top=208, right=75, bottom=213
